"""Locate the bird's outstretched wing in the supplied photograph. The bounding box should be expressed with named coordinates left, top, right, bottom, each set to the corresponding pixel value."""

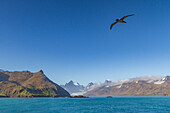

left=110, top=22, right=118, bottom=30
left=120, top=14, right=134, bottom=20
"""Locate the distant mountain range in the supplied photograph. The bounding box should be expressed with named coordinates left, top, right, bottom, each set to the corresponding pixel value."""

left=85, top=76, right=170, bottom=96
left=61, top=75, right=170, bottom=96
left=0, top=70, right=70, bottom=97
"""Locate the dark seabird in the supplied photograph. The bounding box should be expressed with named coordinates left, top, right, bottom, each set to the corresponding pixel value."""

left=110, top=14, right=134, bottom=30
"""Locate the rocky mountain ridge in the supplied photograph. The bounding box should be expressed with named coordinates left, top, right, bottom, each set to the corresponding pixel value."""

left=85, top=76, right=170, bottom=96
left=0, top=70, right=70, bottom=97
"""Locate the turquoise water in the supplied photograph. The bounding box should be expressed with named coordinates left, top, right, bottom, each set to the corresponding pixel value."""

left=0, top=97, right=170, bottom=113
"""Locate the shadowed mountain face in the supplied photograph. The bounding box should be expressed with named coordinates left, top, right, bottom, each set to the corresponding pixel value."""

left=0, top=70, right=70, bottom=97
left=61, top=80, right=85, bottom=94
left=85, top=76, right=170, bottom=96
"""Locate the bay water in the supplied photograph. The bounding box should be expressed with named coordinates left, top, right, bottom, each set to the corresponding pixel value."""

left=0, top=97, right=170, bottom=113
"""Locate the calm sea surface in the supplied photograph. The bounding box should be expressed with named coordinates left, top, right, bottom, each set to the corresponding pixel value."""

left=0, top=97, right=170, bottom=113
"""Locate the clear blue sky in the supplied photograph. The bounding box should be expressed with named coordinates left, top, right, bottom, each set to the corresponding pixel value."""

left=1, top=0, right=170, bottom=85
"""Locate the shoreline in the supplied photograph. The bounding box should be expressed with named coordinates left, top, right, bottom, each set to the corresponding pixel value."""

left=0, top=95, right=170, bottom=98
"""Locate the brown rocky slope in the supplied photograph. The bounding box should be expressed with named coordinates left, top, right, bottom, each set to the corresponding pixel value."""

left=0, top=70, right=70, bottom=97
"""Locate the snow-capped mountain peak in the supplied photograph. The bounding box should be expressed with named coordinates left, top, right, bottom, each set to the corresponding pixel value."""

left=60, top=80, right=85, bottom=94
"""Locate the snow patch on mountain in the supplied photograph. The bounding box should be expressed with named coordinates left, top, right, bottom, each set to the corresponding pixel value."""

left=154, top=77, right=166, bottom=84
left=73, top=82, right=79, bottom=86
left=116, top=85, right=122, bottom=88
left=154, top=81, right=165, bottom=84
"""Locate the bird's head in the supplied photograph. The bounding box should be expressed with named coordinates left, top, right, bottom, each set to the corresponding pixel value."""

left=116, top=19, right=119, bottom=21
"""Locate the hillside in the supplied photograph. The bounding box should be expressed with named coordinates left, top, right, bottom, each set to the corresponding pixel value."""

left=0, top=70, right=70, bottom=97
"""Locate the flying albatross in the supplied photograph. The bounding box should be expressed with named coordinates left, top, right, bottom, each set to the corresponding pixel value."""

left=110, top=14, right=134, bottom=30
